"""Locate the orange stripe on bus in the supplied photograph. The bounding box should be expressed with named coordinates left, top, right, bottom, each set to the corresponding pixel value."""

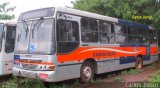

left=16, top=60, right=54, bottom=65
left=57, top=46, right=158, bottom=62
left=150, top=46, right=158, bottom=55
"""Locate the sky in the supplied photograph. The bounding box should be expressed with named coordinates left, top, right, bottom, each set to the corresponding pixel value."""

left=0, top=0, right=75, bottom=20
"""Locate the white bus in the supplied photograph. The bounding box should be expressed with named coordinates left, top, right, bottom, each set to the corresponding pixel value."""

left=0, top=20, right=16, bottom=76
left=13, top=7, right=158, bottom=82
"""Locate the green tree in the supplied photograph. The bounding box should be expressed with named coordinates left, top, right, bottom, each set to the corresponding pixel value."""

left=0, top=2, right=16, bottom=20
left=72, top=0, right=160, bottom=31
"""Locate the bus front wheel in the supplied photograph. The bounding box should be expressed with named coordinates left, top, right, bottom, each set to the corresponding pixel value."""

left=135, top=56, right=143, bottom=69
left=80, top=61, right=94, bottom=83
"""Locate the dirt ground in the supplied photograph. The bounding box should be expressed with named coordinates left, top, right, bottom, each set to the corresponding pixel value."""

left=90, top=62, right=160, bottom=88
left=56, top=62, right=160, bottom=88
left=104, top=62, right=160, bottom=83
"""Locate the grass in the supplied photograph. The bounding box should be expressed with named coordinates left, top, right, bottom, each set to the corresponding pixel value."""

left=1, top=76, right=46, bottom=88
left=91, top=78, right=103, bottom=83
left=121, top=70, right=128, bottom=75
left=148, top=71, right=160, bottom=82
left=107, top=74, right=112, bottom=78
left=113, top=77, right=122, bottom=82
left=121, top=68, right=142, bottom=75
left=140, top=71, right=160, bottom=88
left=1, top=76, right=106, bottom=88
left=146, top=62, right=156, bottom=69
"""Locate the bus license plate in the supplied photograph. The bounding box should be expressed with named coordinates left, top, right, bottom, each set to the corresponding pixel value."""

left=21, top=71, right=36, bottom=78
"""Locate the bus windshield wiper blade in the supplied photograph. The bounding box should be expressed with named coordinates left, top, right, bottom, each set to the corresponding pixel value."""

left=17, top=26, right=22, bottom=42
left=32, top=17, right=43, bottom=38
left=22, top=20, right=29, bottom=38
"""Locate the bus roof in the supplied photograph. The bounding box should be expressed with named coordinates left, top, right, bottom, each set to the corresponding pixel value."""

left=18, top=7, right=154, bottom=30
left=55, top=7, right=153, bottom=30
left=0, top=20, right=16, bottom=25
left=118, top=19, right=150, bottom=29
left=55, top=7, right=118, bottom=23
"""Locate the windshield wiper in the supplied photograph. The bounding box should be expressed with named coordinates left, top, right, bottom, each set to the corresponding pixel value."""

left=17, top=26, right=22, bottom=42
left=31, top=17, right=44, bottom=38
left=22, top=20, right=29, bottom=38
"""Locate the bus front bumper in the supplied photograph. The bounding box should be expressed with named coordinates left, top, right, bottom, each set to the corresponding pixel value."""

left=13, top=67, right=56, bottom=82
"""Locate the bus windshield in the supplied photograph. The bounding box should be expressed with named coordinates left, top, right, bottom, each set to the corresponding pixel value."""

left=0, top=24, right=4, bottom=51
left=15, top=19, right=54, bottom=54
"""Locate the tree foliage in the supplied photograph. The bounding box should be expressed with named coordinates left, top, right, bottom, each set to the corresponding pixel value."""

left=72, top=0, right=160, bottom=30
left=0, top=2, right=16, bottom=20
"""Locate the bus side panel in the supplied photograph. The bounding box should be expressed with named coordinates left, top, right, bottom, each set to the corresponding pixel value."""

left=2, top=53, right=14, bottom=75
left=2, top=61, right=12, bottom=75
left=0, top=62, right=3, bottom=75
left=148, top=45, right=159, bottom=64
left=55, top=62, right=81, bottom=82
left=57, top=45, right=158, bottom=76
left=96, top=55, right=158, bottom=74
left=150, top=46, right=158, bottom=55
left=150, top=45, right=158, bottom=63
left=96, top=58, right=121, bottom=74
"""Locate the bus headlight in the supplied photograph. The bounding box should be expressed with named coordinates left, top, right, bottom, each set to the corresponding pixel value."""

left=49, top=65, right=54, bottom=70
left=39, top=65, right=54, bottom=71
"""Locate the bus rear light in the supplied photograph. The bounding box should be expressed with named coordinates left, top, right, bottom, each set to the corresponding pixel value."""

left=49, top=66, right=54, bottom=70
left=38, top=73, right=48, bottom=79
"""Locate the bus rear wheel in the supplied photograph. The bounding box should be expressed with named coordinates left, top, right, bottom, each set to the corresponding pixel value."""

left=80, top=61, right=94, bottom=83
left=135, top=56, right=143, bottom=69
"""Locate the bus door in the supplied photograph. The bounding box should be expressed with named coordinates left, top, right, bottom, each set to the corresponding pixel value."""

left=56, top=13, right=80, bottom=80
left=3, top=25, right=16, bottom=74
left=56, top=13, right=80, bottom=54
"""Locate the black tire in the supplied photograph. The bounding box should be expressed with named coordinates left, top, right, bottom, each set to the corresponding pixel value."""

left=135, top=56, right=143, bottom=69
left=80, top=61, right=94, bottom=83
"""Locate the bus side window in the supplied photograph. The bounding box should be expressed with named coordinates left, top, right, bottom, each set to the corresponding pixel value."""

left=114, top=24, right=127, bottom=43
left=57, top=19, right=79, bottom=54
left=99, top=21, right=112, bottom=43
left=128, top=27, right=139, bottom=43
left=137, top=29, right=146, bottom=43
left=5, top=26, right=16, bottom=53
left=153, top=30, right=158, bottom=44
left=81, top=17, right=98, bottom=43
left=149, top=30, right=157, bottom=45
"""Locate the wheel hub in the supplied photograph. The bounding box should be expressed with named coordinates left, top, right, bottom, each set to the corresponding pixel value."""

left=83, top=66, right=92, bottom=79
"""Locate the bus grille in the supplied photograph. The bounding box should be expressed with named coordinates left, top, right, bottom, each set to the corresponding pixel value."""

left=21, top=63, right=38, bottom=70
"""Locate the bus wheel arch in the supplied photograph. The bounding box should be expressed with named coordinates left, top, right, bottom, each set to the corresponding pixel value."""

left=135, top=54, right=143, bottom=69
left=80, top=58, right=97, bottom=83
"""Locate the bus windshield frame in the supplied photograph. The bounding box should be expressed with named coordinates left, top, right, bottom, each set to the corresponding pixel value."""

left=15, top=18, right=54, bottom=55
